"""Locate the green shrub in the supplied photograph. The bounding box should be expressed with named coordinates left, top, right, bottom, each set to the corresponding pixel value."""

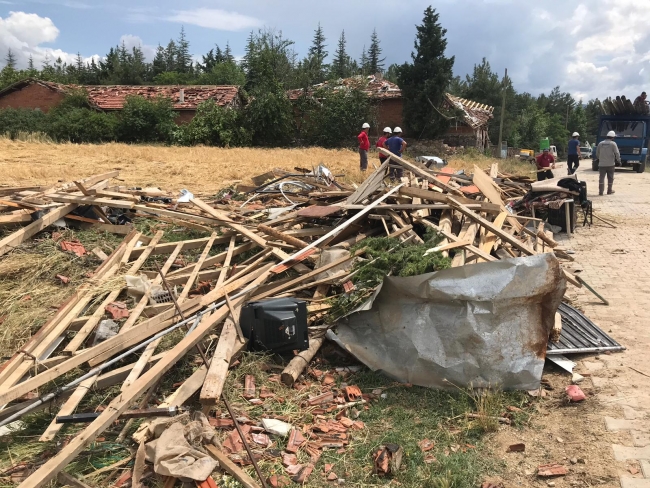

left=0, top=108, right=47, bottom=138
left=174, top=99, right=250, bottom=147
left=47, top=108, right=118, bottom=143
left=299, top=87, right=371, bottom=148
left=244, top=85, right=295, bottom=147
left=118, top=95, right=177, bottom=143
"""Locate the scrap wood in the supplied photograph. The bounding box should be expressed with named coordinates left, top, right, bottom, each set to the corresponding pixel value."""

left=0, top=203, right=77, bottom=257
left=15, top=270, right=271, bottom=488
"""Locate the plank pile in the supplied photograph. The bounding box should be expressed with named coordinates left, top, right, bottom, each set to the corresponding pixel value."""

left=0, top=152, right=579, bottom=487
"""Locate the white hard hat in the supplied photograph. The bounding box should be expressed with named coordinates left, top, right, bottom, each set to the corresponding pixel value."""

left=362, top=122, right=370, bottom=129
left=607, top=130, right=616, bottom=138
left=383, top=127, right=392, bottom=133
left=393, top=126, right=402, bottom=133
left=572, top=132, right=579, bottom=137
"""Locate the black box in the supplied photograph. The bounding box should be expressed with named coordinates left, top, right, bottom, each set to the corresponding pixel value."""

left=548, top=200, right=576, bottom=233
left=240, top=298, right=309, bottom=353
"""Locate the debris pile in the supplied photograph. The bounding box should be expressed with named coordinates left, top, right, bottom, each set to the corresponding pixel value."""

left=0, top=150, right=601, bottom=486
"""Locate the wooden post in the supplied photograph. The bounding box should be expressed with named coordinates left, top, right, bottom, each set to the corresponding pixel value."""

left=498, top=68, right=508, bottom=159
left=280, top=337, right=324, bottom=386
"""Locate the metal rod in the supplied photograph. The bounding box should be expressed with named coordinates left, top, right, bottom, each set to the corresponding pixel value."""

left=221, top=393, right=268, bottom=488
left=154, top=261, right=211, bottom=366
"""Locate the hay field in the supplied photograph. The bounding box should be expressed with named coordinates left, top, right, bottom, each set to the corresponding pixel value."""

left=0, top=138, right=532, bottom=192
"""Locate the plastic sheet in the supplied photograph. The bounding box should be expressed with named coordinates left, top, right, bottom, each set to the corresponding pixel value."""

left=328, top=254, right=566, bottom=390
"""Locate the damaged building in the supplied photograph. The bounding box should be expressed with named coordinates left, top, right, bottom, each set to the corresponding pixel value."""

left=0, top=78, right=245, bottom=123
left=442, top=93, right=494, bottom=150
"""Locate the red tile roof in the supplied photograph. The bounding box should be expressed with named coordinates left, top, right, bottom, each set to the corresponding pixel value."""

left=82, top=85, right=241, bottom=110
left=444, top=93, right=494, bottom=129
left=0, top=78, right=70, bottom=98
left=287, top=75, right=402, bottom=101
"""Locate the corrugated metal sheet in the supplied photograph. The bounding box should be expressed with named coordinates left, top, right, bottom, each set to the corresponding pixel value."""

left=547, top=303, right=625, bottom=355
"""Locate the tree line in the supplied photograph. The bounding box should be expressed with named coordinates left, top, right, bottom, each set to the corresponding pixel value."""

left=0, top=6, right=603, bottom=151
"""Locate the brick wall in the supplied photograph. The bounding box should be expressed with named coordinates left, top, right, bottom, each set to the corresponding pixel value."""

left=175, top=110, right=195, bottom=124
left=0, top=83, right=65, bottom=113
left=375, top=99, right=403, bottom=133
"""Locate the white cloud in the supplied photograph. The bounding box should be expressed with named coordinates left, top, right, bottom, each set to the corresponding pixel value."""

left=119, top=34, right=156, bottom=63
left=165, top=8, right=263, bottom=31
left=0, top=11, right=98, bottom=69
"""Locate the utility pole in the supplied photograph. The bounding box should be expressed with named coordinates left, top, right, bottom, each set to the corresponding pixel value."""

left=498, top=68, right=507, bottom=158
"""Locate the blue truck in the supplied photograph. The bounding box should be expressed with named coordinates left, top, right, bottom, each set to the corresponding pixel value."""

left=592, top=114, right=649, bottom=173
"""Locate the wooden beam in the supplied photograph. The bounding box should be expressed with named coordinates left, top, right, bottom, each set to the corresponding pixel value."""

left=415, top=218, right=497, bottom=262
left=205, top=445, right=261, bottom=488
left=15, top=267, right=272, bottom=488
left=379, top=148, right=464, bottom=196
left=399, top=186, right=501, bottom=213
left=177, top=233, right=218, bottom=303
left=199, top=318, right=240, bottom=406
left=48, top=194, right=135, bottom=210
left=478, top=212, right=508, bottom=262
left=448, top=198, right=535, bottom=256
left=471, top=165, right=523, bottom=233
left=0, top=204, right=77, bottom=256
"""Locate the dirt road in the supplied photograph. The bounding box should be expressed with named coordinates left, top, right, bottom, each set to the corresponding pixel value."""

left=492, top=163, right=650, bottom=487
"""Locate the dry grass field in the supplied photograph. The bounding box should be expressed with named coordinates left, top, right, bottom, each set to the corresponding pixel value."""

left=0, top=138, right=534, bottom=192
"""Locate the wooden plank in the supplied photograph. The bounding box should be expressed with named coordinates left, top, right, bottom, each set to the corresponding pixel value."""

left=167, top=240, right=252, bottom=277
left=379, top=148, right=464, bottom=196
left=177, top=233, right=218, bottom=303
left=130, top=237, right=213, bottom=258
left=39, top=376, right=96, bottom=441
left=0, top=211, right=32, bottom=225
left=415, top=218, right=497, bottom=262
left=205, top=445, right=261, bottom=488
left=477, top=212, right=508, bottom=262
left=0, top=204, right=77, bottom=257
left=345, top=158, right=390, bottom=204
left=398, top=187, right=501, bottom=213
left=133, top=204, right=223, bottom=225
left=87, top=189, right=140, bottom=202
left=191, top=197, right=266, bottom=247
left=92, top=223, right=135, bottom=235
left=427, top=240, right=472, bottom=253
left=15, top=268, right=272, bottom=488
left=451, top=221, right=479, bottom=267
left=57, top=471, right=94, bottom=488
left=343, top=203, right=488, bottom=211
left=48, top=194, right=135, bottom=210
left=199, top=319, right=240, bottom=406
left=448, top=198, right=535, bottom=256
left=472, top=165, right=523, bottom=233
left=215, top=236, right=237, bottom=289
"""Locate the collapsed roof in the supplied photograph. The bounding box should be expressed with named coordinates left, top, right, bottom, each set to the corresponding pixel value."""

left=287, top=75, right=402, bottom=101
left=444, top=93, right=494, bottom=129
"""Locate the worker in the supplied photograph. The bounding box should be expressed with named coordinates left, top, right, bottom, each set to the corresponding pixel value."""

left=634, top=92, right=649, bottom=114
left=567, top=132, right=581, bottom=175
left=376, top=127, right=392, bottom=166
left=358, top=122, right=370, bottom=172
left=383, top=127, right=407, bottom=180
left=535, top=148, right=555, bottom=181
left=595, top=130, right=621, bottom=195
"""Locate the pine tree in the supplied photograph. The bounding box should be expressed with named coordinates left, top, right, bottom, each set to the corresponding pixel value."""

left=4, top=49, right=16, bottom=69
left=224, top=42, right=234, bottom=63
left=331, top=30, right=350, bottom=79
left=367, top=29, right=385, bottom=74
left=153, top=44, right=166, bottom=77
left=307, top=23, right=328, bottom=83
left=360, top=45, right=369, bottom=75
left=397, top=6, right=455, bottom=138
left=28, top=55, right=35, bottom=71
left=75, top=52, right=84, bottom=72
left=164, top=40, right=177, bottom=72
left=176, top=26, right=191, bottom=73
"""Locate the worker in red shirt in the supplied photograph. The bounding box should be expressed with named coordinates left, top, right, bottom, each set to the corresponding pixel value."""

left=376, top=127, right=392, bottom=166
left=535, top=148, right=556, bottom=181
left=358, top=122, right=370, bottom=171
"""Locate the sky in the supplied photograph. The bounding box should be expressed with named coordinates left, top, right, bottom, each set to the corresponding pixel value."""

left=1, top=0, right=649, bottom=101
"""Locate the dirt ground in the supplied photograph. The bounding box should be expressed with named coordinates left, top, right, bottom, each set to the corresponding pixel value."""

left=488, top=161, right=650, bottom=488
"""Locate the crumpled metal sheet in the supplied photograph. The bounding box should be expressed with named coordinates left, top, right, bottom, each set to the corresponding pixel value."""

left=328, top=254, right=566, bottom=390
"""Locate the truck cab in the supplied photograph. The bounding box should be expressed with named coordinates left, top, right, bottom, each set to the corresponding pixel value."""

left=592, top=115, right=648, bottom=173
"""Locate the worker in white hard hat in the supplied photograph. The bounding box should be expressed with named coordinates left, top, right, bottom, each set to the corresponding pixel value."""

left=383, top=127, right=407, bottom=180
left=595, top=130, right=621, bottom=195
left=567, top=132, right=581, bottom=175
left=376, top=127, right=392, bottom=166
left=358, top=122, right=370, bottom=171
